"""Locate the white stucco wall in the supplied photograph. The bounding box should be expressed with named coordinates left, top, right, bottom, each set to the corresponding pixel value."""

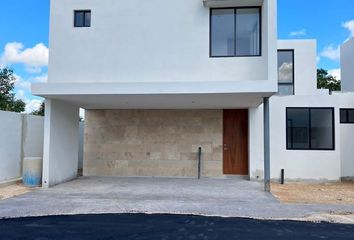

left=47, top=0, right=277, bottom=93
left=269, top=95, right=341, bottom=181
left=250, top=93, right=354, bottom=181
left=341, top=38, right=354, bottom=92
left=0, top=111, right=44, bottom=182
left=23, top=115, right=44, bottom=159
left=0, top=111, right=23, bottom=182
left=249, top=40, right=321, bottom=181
left=42, top=99, right=80, bottom=187
left=249, top=106, right=264, bottom=180
left=277, top=40, right=317, bottom=95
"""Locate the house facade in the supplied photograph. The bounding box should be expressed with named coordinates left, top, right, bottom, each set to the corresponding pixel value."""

left=32, top=0, right=354, bottom=188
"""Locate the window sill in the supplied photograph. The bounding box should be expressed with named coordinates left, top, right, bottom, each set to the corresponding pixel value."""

left=210, top=55, right=262, bottom=58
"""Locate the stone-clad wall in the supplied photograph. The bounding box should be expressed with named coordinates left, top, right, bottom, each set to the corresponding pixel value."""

left=84, top=110, right=223, bottom=177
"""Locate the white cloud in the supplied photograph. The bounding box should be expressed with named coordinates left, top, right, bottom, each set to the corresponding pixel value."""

left=33, top=74, right=48, bottom=83
left=1, top=42, right=49, bottom=73
left=25, top=99, right=42, bottom=113
left=343, top=20, right=354, bottom=38
left=14, top=74, right=31, bottom=91
left=289, top=29, right=307, bottom=37
left=25, top=66, right=43, bottom=74
left=320, top=45, right=340, bottom=61
left=278, top=62, right=293, bottom=82
left=14, top=89, right=43, bottom=113
left=13, top=73, right=46, bottom=113
left=328, top=69, right=341, bottom=80
left=13, top=73, right=48, bottom=93
left=319, top=20, right=354, bottom=62
left=15, top=89, right=26, bottom=100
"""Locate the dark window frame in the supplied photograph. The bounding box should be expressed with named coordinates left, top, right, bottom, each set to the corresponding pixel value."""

left=340, top=108, right=354, bottom=124
left=74, top=10, right=91, bottom=28
left=278, top=49, right=295, bottom=95
left=209, top=6, right=262, bottom=58
left=286, top=107, right=335, bottom=151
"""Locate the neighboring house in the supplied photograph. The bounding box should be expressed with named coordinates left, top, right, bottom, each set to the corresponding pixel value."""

left=32, top=0, right=354, bottom=188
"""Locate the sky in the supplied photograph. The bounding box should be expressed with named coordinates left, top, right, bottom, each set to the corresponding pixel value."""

left=0, top=0, right=353, bottom=113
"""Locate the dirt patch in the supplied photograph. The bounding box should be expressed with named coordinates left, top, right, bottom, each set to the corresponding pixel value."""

left=0, top=183, right=33, bottom=200
left=272, top=182, right=354, bottom=205
left=298, top=212, right=354, bottom=224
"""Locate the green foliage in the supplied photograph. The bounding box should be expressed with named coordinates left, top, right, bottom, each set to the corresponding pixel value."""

left=0, top=67, right=26, bottom=112
left=32, top=101, right=45, bottom=116
left=317, top=68, right=341, bottom=93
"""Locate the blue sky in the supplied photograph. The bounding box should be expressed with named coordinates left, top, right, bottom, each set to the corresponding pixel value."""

left=0, top=0, right=353, bottom=112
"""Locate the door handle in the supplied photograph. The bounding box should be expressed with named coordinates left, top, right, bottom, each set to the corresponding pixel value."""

left=224, top=144, right=229, bottom=151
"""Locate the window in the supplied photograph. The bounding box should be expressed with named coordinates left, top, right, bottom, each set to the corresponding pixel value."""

left=286, top=108, right=334, bottom=150
left=74, top=10, right=91, bottom=27
left=278, top=50, right=294, bottom=95
left=210, top=7, right=261, bottom=57
left=340, top=109, right=354, bottom=124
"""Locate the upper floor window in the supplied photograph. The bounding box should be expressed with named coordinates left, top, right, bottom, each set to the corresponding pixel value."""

left=278, top=50, right=294, bottom=95
left=286, top=108, right=335, bottom=150
left=340, top=109, right=354, bottom=124
left=74, top=10, right=91, bottom=27
left=210, top=7, right=261, bottom=57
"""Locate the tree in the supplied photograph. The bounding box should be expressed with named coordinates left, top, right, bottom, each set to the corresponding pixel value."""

left=32, top=101, right=45, bottom=116
left=0, top=67, right=25, bottom=112
left=317, top=68, right=341, bottom=93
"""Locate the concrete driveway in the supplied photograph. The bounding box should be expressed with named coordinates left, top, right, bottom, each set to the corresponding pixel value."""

left=0, top=177, right=353, bottom=220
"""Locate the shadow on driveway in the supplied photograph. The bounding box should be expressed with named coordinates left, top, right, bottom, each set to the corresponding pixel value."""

left=0, top=213, right=354, bottom=240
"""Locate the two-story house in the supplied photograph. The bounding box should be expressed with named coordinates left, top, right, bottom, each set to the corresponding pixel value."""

left=32, top=0, right=354, bottom=189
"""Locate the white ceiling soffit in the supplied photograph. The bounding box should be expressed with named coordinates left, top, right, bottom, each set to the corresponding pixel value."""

left=203, top=0, right=264, bottom=8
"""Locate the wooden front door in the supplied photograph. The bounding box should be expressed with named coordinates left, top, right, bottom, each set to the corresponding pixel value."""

left=223, top=109, right=249, bottom=175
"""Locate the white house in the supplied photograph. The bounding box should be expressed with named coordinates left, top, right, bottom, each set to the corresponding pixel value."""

left=32, top=0, right=354, bottom=189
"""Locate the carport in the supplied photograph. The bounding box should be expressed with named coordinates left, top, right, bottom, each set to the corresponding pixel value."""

left=32, top=82, right=271, bottom=191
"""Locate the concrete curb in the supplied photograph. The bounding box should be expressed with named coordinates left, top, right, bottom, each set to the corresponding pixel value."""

left=0, top=178, right=22, bottom=187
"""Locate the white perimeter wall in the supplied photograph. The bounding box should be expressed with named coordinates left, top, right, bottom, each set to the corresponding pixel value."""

left=0, top=111, right=23, bottom=182
left=23, top=115, right=44, bottom=159
left=0, top=111, right=44, bottom=182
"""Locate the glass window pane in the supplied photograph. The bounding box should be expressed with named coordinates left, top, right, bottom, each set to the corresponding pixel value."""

left=235, top=8, right=260, bottom=56
left=278, top=51, right=294, bottom=83
left=84, top=11, right=91, bottom=27
left=348, top=110, right=354, bottom=123
left=211, top=9, right=235, bottom=57
left=340, top=109, right=347, bottom=123
left=278, top=85, right=294, bottom=96
left=310, top=109, right=333, bottom=149
left=287, top=109, right=310, bottom=149
left=75, top=12, right=84, bottom=27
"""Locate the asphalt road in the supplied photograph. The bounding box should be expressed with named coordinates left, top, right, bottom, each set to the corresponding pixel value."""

left=0, top=214, right=353, bottom=240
